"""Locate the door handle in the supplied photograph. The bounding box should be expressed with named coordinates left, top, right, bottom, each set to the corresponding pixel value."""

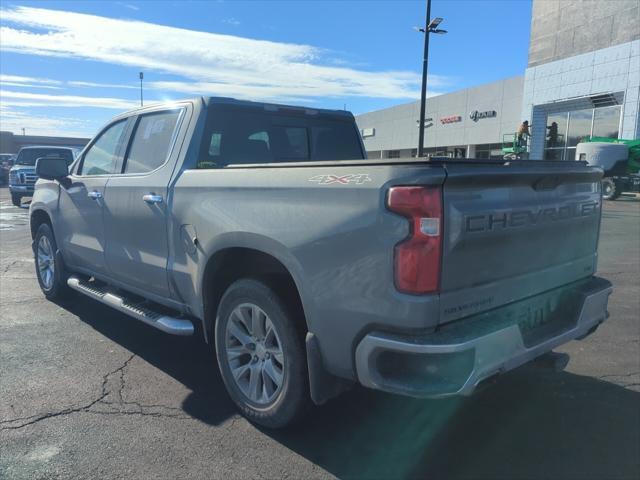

left=87, top=190, right=103, bottom=200
left=143, top=194, right=163, bottom=204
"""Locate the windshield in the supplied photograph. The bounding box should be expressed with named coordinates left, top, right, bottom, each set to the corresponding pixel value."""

left=15, top=148, right=74, bottom=166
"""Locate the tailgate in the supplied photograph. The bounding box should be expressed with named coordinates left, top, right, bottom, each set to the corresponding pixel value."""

left=439, top=161, right=603, bottom=324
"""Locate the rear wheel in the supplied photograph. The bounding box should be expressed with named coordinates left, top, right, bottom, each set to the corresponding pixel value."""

left=601, top=177, right=621, bottom=200
left=34, top=223, right=70, bottom=300
left=215, top=279, right=310, bottom=428
left=11, top=193, right=21, bottom=207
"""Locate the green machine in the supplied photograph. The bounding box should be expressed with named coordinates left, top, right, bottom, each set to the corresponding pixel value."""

left=502, top=133, right=528, bottom=159
left=577, top=136, right=640, bottom=200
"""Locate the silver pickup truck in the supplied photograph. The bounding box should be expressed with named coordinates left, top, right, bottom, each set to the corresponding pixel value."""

left=30, top=97, right=612, bottom=428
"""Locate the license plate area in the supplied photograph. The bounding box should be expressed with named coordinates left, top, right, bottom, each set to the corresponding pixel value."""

left=518, top=288, right=582, bottom=347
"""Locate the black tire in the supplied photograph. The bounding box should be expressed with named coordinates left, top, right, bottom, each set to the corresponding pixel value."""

left=601, top=177, right=621, bottom=200
left=215, top=278, right=310, bottom=428
left=33, top=223, right=71, bottom=300
left=11, top=193, right=21, bottom=207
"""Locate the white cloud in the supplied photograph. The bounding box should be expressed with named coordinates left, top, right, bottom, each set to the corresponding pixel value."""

left=0, top=105, right=91, bottom=137
left=222, top=17, right=241, bottom=26
left=67, top=80, right=138, bottom=89
left=0, top=6, right=450, bottom=102
left=0, top=74, right=62, bottom=89
left=0, top=90, right=138, bottom=109
left=115, top=2, right=140, bottom=11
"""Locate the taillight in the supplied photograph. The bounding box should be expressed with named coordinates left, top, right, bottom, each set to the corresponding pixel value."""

left=387, top=186, right=442, bottom=294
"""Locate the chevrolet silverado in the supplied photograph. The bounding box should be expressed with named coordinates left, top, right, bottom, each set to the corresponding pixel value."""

left=29, top=97, right=612, bottom=428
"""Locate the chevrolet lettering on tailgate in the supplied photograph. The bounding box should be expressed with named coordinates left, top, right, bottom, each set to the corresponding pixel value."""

left=465, top=201, right=600, bottom=233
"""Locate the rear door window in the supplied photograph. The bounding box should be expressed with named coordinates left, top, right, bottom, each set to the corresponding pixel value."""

left=123, top=110, right=181, bottom=174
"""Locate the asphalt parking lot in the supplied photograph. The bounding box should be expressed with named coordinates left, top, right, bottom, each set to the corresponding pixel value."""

left=0, top=187, right=638, bottom=480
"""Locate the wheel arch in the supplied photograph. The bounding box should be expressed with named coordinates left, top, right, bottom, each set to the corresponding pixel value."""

left=200, top=245, right=308, bottom=344
left=30, top=208, right=53, bottom=240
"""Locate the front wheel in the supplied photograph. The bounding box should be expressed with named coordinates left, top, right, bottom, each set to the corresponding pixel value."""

left=601, top=177, right=621, bottom=200
left=34, top=223, right=70, bottom=300
left=215, top=279, right=310, bottom=428
left=11, top=193, right=21, bottom=207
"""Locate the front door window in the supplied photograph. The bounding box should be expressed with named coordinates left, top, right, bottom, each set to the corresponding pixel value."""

left=80, top=120, right=128, bottom=175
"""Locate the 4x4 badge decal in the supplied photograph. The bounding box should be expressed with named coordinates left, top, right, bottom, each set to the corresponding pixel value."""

left=308, top=174, right=372, bottom=185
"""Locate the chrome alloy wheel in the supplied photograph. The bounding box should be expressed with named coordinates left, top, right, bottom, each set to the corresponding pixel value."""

left=225, top=303, right=285, bottom=405
left=37, top=235, right=55, bottom=290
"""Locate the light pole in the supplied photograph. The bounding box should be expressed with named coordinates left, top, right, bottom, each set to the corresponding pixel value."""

left=139, top=71, right=144, bottom=106
left=415, top=0, right=447, bottom=157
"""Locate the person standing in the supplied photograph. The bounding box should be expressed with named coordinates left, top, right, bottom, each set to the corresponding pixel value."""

left=547, top=121, right=558, bottom=148
left=517, top=120, right=531, bottom=148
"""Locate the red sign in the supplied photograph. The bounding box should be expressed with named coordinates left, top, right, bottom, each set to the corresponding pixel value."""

left=440, top=115, right=462, bottom=124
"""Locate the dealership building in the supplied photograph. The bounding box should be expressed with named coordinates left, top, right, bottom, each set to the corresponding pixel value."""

left=356, top=0, right=639, bottom=160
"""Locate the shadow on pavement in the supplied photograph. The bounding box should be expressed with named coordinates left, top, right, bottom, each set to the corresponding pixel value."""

left=63, top=295, right=639, bottom=480
left=272, top=370, right=639, bottom=480
left=60, top=294, right=237, bottom=426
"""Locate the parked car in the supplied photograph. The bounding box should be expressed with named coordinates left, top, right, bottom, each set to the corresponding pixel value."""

left=0, top=153, right=16, bottom=186
left=29, top=97, right=612, bottom=428
left=9, top=146, right=75, bottom=206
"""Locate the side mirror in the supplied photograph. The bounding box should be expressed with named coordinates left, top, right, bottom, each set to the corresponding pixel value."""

left=36, top=157, right=69, bottom=181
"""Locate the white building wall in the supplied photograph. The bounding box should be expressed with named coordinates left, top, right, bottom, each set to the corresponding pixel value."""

left=522, top=40, right=640, bottom=159
left=356, top=76, right=524, bottom=155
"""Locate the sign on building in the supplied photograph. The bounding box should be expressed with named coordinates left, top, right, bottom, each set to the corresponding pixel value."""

left=469, top=110, right=497, bottom=122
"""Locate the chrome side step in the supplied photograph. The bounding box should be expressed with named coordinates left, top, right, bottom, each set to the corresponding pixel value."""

left=67, top=275, right=194, bottom=336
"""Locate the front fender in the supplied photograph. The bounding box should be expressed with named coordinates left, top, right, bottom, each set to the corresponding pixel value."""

left=29, top=180, right=60, bottom=238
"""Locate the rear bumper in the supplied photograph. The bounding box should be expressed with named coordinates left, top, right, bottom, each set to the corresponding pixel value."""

left=355, top=276, right=612, bottom=398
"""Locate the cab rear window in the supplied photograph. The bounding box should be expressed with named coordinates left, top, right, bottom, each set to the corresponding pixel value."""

left=198, top=105, right=364, bottom=168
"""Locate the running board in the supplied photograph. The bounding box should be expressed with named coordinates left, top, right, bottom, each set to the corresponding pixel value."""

left=67, top=276, right=194, bottom=336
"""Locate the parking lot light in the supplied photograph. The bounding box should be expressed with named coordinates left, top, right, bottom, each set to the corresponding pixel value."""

left=139, top=71, right=144, bottom=106
left=416, top=0, right=447, bottom=157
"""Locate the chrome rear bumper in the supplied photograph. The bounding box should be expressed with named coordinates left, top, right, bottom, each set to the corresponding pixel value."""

left=355, top=277, right=612, bottom=398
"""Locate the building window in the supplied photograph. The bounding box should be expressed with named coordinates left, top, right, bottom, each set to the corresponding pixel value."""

left=387, top=150, right=400, bottom=159
left=592, top=106, right=621, bottom=139
left=566, top=108, right=592, bottom=150
left=475, top=143, right=503, bottom=160
left=543, top=105, right=621, bottom=161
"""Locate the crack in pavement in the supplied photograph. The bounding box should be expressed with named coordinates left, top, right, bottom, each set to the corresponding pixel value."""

left=0, top=353, right=191, bottom=431
left=2, top=260, right=20, bottom=274
left=1, top=259, right=34, bottom=275
left=0, top=298, right=48, bottom=307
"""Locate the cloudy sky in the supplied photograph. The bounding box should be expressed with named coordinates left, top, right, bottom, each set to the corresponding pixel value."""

left=0, top=1, right=530, bottom=137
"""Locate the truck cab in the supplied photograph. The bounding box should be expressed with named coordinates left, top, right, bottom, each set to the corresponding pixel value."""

left=10, top=146, right=76, bottom=206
